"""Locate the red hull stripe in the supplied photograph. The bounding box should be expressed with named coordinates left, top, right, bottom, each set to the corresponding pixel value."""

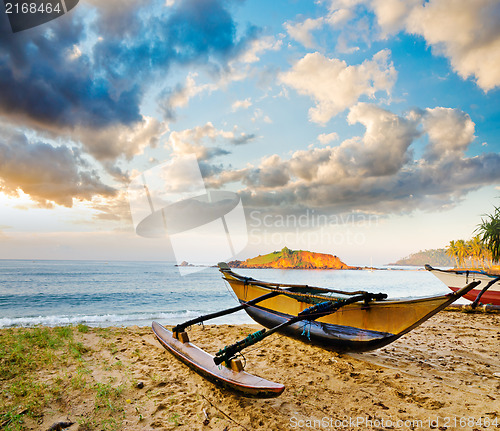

left=449, top=287, right=500, bottom=306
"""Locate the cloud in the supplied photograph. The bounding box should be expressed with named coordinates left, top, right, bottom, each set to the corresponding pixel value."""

left=0, top=129, right=115, bottom=208
left=84, top=0, right=145, bottom=38
left=285, top=17, right=325, bottom=49
left=343, top=103, right=419, bottom=176
left=421, top=107, right=475, bottom=161
left=0, top=14, right=142, bottom=131
left=209, top=103, right=500, bottom=215
left=236, top=35, right=283, bottom=64
left=280, top=50, right=397, bottom=124
left=0, top=0, right=257, bottom=163
left=323, top=0, right=500, bottom=90
left=91, top=191, right=132, bottom=222
left=231, top=133, right=257, bottom=146
left=166, top=122, right=255, bottom=161
left=158, top=73, right=215, bottom=120
left=0, top=0, right=259, bottom=208
left=72, top=116, right=167, bottom=163
left=163, top=0, right=255, bottom=62
left=212, top=35, right=283, bottom=90
left=331, top=0, right=500, bottom=91
left=2, top=114, right=167, bottom=184
left=251, top=108, right=272, bottom=124
left=284, top=4, right=356, bottom=50
left=232, top=98, right=252, bottom=111
left=167, top=125, right=230, bottom=161
left=317, top=132, right=339, bottom=145
left=369, top=0, right=419, bottom=38
left=241, top=155, right=291, bottom=188
left=92, top=0, right=258, bottom=80
left=405, top=0, right=500, bottom=91
left=327, top=6, right=355, bottom=26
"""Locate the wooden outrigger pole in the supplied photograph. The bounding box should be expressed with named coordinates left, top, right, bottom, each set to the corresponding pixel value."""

left=171, top=291, right=282, bottom=342
left=213, top=292, right=385, bottom=366
left=471, top=276, right=500, bottom=308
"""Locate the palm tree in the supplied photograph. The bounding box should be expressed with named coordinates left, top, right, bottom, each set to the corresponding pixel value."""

left=468, top=235, right=484, bottom=269
left=482, top=246, right=493, bottom=269
left=476, top=205, right=500, bottom=264
left=465, top=239, right=473, bottom=268
left=446, top=240, right=460, bottom=268
left=455, top=239, right=469, bottom=268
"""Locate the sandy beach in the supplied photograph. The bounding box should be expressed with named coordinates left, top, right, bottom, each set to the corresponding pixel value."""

left=1, top=309, right=499, bottom=431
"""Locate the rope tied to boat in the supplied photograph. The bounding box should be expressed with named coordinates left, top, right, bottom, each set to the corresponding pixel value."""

left=213, top=299, right=352, bottom=366
left=301, top=321, right=311, bottom=340
left=298, top=300, right=336, bottom=319
left=214, top=329, right=266, bottom=366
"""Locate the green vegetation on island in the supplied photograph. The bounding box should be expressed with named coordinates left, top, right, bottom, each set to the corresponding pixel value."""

left=229, top=246, right=356, bottom=269
left=390, top=249, right=454, bottom=267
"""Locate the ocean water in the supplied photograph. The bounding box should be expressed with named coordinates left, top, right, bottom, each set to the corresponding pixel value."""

left=0, top=260, right=461, bottom=328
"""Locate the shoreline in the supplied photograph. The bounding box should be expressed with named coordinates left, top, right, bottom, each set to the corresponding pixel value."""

left=4, top=304, right=498, bottom=331
left=1, top=310, right=499, bottom=430
left=2, top=305, right=498, bottom=331
left=0, top=306, right=500, bottom=331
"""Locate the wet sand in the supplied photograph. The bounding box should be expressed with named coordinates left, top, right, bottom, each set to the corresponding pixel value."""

left=9, top=310, right=500, bottom=430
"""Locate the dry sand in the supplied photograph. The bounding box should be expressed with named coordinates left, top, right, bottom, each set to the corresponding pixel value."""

left=18, top=310, right=500, bottom=430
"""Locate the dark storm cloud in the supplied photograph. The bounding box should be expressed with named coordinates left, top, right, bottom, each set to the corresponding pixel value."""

left=0, top=12, right=141, bottom=129
left=0, top=0, right=257, bottom=134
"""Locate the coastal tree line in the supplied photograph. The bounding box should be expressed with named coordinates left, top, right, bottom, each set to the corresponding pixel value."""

left=446, top=204, right=500, bottom=269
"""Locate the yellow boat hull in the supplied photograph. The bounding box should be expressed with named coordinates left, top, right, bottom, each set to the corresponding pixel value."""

left=221, top=267, right=479, bottom=352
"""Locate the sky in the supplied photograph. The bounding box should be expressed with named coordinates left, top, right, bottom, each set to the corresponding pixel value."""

left=0, top=0, right=499, bottom=266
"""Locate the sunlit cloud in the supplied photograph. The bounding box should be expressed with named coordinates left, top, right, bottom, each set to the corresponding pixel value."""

left=232, top=98, right=252, bottom=111
left=285, top=17, right=325, bottom=49
left=280, top=50, right=397, bottom=124
left=158, top=73, right=216, bottom=120
left=208, top=103, right=500, bottom=215
left=166, top=122, right=256, bottom=161
left=0, top=128, right=115, bottom=208
left=317, top=132, right=339, bottom=145
left=405, top=0, right=500, bottom=91
left=331, top=0, right=500, bottom=91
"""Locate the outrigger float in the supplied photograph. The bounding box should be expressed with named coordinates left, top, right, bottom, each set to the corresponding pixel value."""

left=152, top=262, right=486, bottom=397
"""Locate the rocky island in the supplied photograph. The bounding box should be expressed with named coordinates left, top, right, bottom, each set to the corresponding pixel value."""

left=228, top=246, right=358, bottom=270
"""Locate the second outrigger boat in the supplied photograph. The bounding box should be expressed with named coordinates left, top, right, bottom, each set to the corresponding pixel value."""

left=152, top=262, right=486, bottom=397
left=425, top=264, right=500, bottom=306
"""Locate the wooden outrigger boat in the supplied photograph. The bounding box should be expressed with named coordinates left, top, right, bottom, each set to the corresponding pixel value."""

left=217, top=263, right=484, bottom=352
left=152, top=321, right=285, bottom=397
left=425, top=264, right=500, bottom=306
left=152, top=262, right=482, bottom=397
